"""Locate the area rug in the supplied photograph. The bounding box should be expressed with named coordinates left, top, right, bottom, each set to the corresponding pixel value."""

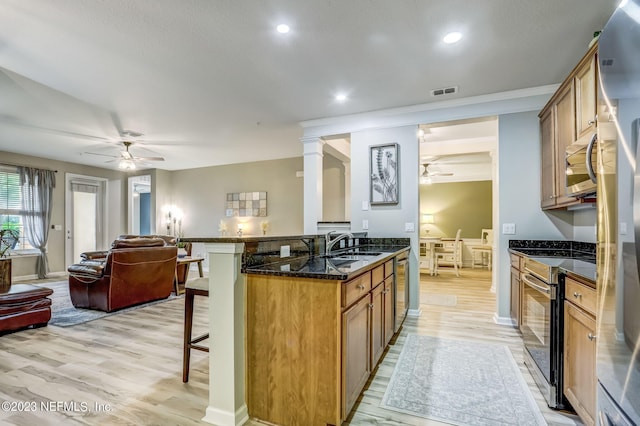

left=381, top=334, right=546, bottom=426
left=422, top=293, right=457, bottom=306
left=40, top=281, right=181, bottom=327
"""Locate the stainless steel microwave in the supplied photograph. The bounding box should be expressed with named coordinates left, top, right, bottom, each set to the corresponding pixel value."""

left=565, top=132, right=597, bottom=197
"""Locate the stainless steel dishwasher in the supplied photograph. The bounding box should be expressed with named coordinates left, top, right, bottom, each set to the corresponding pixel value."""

left=394, top=251, right=409, bottom=333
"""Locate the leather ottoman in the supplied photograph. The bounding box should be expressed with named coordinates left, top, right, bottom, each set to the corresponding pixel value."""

left=0, top=284, right=54, bottom=334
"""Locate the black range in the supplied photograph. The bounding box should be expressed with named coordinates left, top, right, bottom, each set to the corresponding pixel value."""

left=509, top=240, right=596, bottom=411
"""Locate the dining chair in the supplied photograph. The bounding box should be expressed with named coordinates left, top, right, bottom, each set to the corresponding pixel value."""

left=471, top=229, right=493, bottom=270
left=434, top=228, right=462, bottom=277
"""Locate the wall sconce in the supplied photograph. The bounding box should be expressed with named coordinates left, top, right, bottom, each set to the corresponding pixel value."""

left=164, top=206, right=184, bottom=237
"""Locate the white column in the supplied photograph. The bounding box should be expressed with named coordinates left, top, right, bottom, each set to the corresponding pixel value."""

left=343, top=161, right=351, bottom=221
left=301, top=136, right=325, bottom=234
left=202, top=242, right=248, bottom=426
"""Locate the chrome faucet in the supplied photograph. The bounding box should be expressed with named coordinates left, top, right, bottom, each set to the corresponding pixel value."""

left=325, top=231, right=354, bottom=255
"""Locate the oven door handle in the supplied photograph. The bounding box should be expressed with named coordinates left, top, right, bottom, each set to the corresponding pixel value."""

left=522, top=273, right=553, bottom=299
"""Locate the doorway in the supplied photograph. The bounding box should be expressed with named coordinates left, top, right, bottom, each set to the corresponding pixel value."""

left=418, top=117, right=497, bottom=290
left=65, top=174, right=108, bottom=266
left=128, top=174, right=152, bottom=235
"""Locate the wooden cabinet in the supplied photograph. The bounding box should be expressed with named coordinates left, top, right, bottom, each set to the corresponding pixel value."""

left=342, top=294, right=371, bottom=417
left=246, top=254, right=402, bottom=425
left=575, top=51, right=597, bottom=140
left=563, top=276, right=597, bottom=426
left=383, top=277, right=394, bottom=347
left=539, top=43, right=597, bottom=210
left=509, top=253, right=523, bottom=328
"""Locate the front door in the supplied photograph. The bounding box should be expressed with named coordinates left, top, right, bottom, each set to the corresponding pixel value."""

left=65, top=174, right=108, bottom=266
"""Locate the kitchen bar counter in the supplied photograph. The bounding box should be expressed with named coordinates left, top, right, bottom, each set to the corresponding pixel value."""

left=243, top=245, right=409, bottom=280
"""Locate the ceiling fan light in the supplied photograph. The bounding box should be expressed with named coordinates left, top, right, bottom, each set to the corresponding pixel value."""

left=119, top=159, right=136, bottom=170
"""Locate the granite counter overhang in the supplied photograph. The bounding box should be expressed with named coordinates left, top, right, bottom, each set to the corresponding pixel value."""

left=242, top=245, right=410, bottom=280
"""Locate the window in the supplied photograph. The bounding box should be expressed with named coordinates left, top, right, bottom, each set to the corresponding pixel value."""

left=0, top=166, right=32, bottom=251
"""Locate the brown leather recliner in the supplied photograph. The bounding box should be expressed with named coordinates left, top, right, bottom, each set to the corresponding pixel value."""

left=67, top=237, right=178, bottom=312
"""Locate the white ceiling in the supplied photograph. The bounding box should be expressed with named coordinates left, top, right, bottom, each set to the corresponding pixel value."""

left=0, top=0, right=618, bottom=171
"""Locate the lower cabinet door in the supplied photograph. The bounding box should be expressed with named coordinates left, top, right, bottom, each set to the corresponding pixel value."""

left=383, top=278, right=394, bottom=347
left=342, top=295, right=371, bottom=418
left=371, top=283, right=385, bottom=367
left=564, top=301, right=596, bottom=426
left=510, top=267, right=521, bottom=328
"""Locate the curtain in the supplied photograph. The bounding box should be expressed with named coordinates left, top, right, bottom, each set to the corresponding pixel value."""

left=18, top=166, right=56, bottom=279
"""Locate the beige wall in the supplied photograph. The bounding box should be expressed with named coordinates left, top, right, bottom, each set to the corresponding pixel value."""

left=322, top=153, right=345, bottom=222
left=1, top=151, right=129, bottom=279
left=170, top=157, right=304, bottom=238
left=419, top=180, right=492, bottom=239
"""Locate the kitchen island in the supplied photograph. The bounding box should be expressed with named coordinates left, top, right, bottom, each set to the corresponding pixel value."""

left=179, top=235, right=410, bottom=426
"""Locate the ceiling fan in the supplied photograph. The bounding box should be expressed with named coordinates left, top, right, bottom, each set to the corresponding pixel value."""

left=421, top=163, right=454, bottom=177
left=84, top=135, right=165, bottom=170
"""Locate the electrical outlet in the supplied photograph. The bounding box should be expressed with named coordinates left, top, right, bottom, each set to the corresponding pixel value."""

left=280, top=245, right=290, bottom=257
left=620, top=222, right=628, bottom=235
left=405, top=222, right=415, bottom=232
left=502, top=223, right=516, bottom=235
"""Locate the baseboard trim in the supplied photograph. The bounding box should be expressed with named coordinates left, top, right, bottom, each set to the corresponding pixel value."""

left=14, top=271, right=67, bottom=282
left=493, top=313, right=516, bottom=327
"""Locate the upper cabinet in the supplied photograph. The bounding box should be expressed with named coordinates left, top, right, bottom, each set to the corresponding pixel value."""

left=539, top=43, right=598, bottom=210
left=575, top=51, right=597, bottom=140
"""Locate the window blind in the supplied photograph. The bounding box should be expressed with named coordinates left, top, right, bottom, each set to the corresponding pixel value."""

left=0, top=168, right=22, bottom=213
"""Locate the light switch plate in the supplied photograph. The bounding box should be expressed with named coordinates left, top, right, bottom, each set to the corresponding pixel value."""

left=362, top=219, right=369, bottom=230
left=405, top=222, right=415, bottom=232
left=620, top=222, right=628, bottom=235
left=502, top=223, right=516, bottom=235
left=362, top=200, right=369, bottom=211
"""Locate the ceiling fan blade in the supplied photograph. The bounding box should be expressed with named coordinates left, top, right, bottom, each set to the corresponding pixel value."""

left=83, top=151, right=119, bottom=158
left=110, top=111, right=124, bottom=135
left=135, top=156, right=165, bottom=162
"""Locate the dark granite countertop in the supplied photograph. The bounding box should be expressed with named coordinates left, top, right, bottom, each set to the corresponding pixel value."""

left=178, top=234, right=320, bottom=243
left=243, top=245, right=409, bottom=280
left=509, top=239, right=596, bottom=284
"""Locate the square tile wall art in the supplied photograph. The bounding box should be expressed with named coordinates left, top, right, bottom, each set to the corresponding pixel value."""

left=226, top=191, right=267, bottom=217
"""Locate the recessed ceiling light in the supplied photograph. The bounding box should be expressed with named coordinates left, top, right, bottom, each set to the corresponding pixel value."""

left=443, top=32, right=462, bottom=44
left=335, top=94, right=347, bottom=102
left=276, top=24, right=290, bottom=34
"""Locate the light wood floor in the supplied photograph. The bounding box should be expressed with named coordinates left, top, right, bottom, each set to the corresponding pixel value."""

left=0, top=271, right=583, bottom=425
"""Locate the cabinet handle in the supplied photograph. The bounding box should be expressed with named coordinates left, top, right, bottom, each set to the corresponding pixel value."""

left=573, top=292, right=582, bottom=298
left=368, top=303, right=374, bottom=309
left=588, top=119, right=596, bottom=125
left=357, top=284, right=365, bottom=290
left=588, top=333, right=597, bottom=341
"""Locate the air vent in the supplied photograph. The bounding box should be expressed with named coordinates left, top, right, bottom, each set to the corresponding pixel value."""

left=430, top=86, right=458, bottom=97
left=600, top=58, right=614, bottom=67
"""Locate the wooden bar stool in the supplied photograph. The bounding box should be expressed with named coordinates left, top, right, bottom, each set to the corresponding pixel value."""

left=183, top=277, right=209, bottom=383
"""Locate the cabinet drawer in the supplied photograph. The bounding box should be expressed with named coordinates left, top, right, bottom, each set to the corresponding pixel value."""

left=565, top=277, right=596, bottom=316
left=384, top=259, right=394, bottom=278
left=440, top=254, right=457, bottom=263
left=372, top=265, right=384, bottom=286
left=342, top=271, right=372, bottom=308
